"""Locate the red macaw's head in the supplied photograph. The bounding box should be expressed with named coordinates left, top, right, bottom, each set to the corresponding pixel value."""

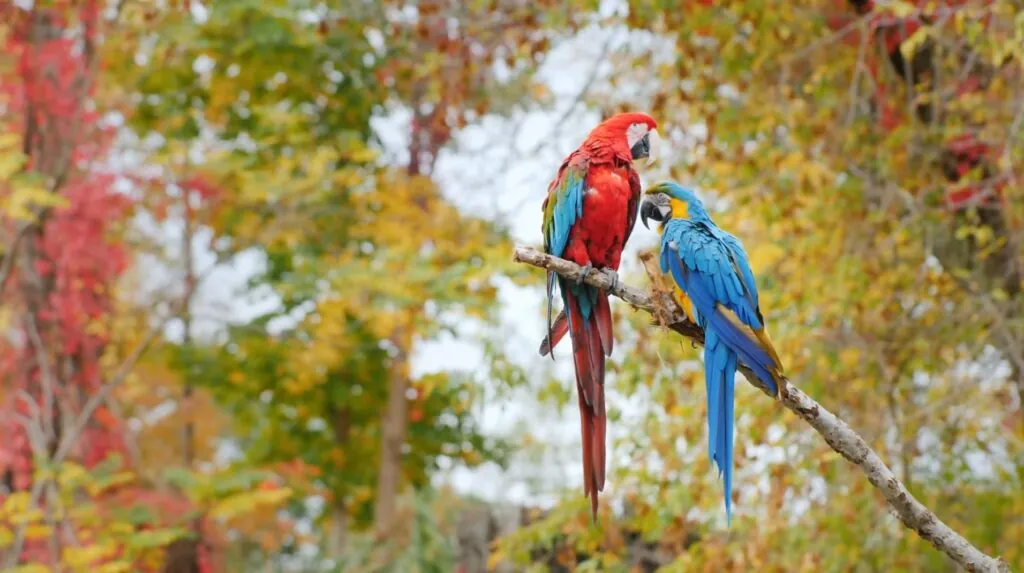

left=584, top=112, right=661, bottom=166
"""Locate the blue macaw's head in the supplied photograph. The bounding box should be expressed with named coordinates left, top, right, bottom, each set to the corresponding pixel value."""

left=640, top=181, right=708, bottom=229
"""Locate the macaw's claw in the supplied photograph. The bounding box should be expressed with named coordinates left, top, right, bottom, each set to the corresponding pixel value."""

left=577, top=263, right=594, bottom=286
left=599, top=267, right=620, bottom=291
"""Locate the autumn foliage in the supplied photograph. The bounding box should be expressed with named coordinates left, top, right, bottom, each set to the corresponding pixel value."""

left=1, top=0, right=1022, bottom=571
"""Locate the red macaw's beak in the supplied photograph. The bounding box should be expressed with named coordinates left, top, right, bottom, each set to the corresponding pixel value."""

left=646, top=128, right=661, bottom=166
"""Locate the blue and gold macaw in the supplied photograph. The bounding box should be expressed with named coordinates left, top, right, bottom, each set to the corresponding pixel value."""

left=639, top=181, right=784, bottom=521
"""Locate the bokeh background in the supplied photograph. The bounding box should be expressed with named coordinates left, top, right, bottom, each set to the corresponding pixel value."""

left=0, top=0, right=1022, bottom=571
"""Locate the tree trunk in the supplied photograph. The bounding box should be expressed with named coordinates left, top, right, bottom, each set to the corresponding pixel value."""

left=178, top=179, right=201, bottom=570
left=326, top=406, right=351, bottom=559
left=373, top=325, right=411, bottom=537
left=327, top=503, right=349, bottom=560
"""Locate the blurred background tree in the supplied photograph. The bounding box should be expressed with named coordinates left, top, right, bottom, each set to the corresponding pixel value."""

left=0, top=0, right=1020, bottom=572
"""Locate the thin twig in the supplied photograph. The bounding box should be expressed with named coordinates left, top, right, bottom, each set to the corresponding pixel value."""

left=52, top=304, right=176, bottom=464
left=23, top=311, right=58, bottom=444
left=844, top=19, right=871, bottom=130
left=512, top=245, right=1011, bottom=573
left=0, top=224, right=31, bottom=300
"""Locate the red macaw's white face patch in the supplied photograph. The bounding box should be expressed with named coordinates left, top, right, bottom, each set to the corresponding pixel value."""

left=626, top=122, right=661, bottom=166
left=626, top=122, right=649, bottom=148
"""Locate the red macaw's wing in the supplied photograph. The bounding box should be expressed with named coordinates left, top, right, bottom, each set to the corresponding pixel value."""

left=541, top=151, right=589, bottom=350
left=539, top=160, right=641, bottom=357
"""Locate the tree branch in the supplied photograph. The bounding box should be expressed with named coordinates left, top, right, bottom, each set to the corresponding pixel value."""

left=0, top=224, right=31, bottom=300
left=512, top=245, right=1010, bottom=573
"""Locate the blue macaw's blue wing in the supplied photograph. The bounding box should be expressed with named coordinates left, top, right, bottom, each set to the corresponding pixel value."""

left=660, top=221, right=778, bottom=392
left=719, top=231, right=762, bottom=316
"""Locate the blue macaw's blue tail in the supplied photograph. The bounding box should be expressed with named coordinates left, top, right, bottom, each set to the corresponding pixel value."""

left=704, top=329, right=737, bottom=523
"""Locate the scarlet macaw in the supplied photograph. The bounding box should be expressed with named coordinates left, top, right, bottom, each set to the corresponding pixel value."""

left=538, top=112, right=661, bottom=518
left=640, top=181, right=784, bottom=521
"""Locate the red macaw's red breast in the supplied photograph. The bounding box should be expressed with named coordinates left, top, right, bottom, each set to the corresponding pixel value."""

left=559, top=165, right=641, bottom=271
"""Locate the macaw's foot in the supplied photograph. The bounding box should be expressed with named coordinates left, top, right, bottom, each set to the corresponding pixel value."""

left=577, top=263, right=594, bottom=286
left=599, top=267, right=620, bottom=291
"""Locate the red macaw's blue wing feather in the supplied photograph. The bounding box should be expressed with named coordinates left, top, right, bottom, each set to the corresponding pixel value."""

left=542, top=153, right=588, bottom=349
left=659, top=219, right=784, bottom=522
left=543, top=155, right=588, bottom=259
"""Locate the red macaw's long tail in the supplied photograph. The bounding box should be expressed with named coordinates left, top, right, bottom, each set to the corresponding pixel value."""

left=538, top=310, right=567, bottom=356
left=560, top=283, right=613, bottom=519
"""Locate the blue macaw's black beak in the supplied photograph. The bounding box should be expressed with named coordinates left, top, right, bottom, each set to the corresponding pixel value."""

left=631, top=132, right=651, bottom=161
left=640, top=198, right=661, bottom=230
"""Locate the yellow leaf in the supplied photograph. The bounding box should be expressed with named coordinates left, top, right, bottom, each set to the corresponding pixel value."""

left=0, top=149, right=26, bottom=179
left=62, top=543, right=118, bottom=569
left=8, top=565, right=51, bottom=573
left=7, top=508, right=43, bottom=527
left=839, top=348, right=860, bottom=371
left=748, top=242, right=785, bottom=271
left=57, top=462, right=89, bottom=491
left=900, top=27, right=931, bottom=61
left=0, top=132, right=21, bottom=150
left=86, top=471, right=135, bottom=496
left=2, top=182, right=69, bottom=222
left=889, top=1, right=918, bottom=18
left=352, top=486, right=373, bottom=504
left=209, top=487, right=293, bottom=520
left=2, top=491, right=31, bottom=515
left=108, top=522, right=134, bottom=537
left=94, top=561, right=133, bottom=573
left=24, top=523, right=52, bottom=540
left=487, top=550, right=506, bottom=570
